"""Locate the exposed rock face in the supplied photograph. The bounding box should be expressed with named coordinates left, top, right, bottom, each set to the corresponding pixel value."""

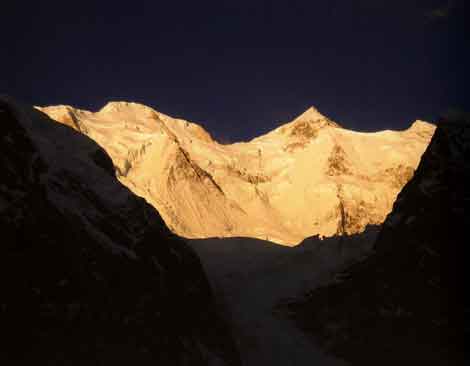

left=38, top=103, right=435, bottom=244
left=0, top=98, right=239, bottom=365
left=284, top=115, right=467, bottom=365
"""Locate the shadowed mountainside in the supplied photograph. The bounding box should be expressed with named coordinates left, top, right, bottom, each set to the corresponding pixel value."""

left=0, top=97, right=240, bottom=365
left=283, top=114, right=468, bottom=365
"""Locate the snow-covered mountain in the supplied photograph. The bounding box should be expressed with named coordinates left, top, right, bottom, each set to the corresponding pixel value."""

left=38, top=102, right=435, bottom=245
left=0, top=97, right=239, bottom=365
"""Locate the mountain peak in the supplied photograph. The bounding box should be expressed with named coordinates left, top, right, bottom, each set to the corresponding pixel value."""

left=282, top=106, right=342, bottom=135
left=405, top=120, right=436, bottom=140
left=99, top=101, right=157, bottom=114
left=409, top=119, right=435, bottom=130
left=291, top=106, right=341, bottom=129
left=293, top=106, right=325, bottom=122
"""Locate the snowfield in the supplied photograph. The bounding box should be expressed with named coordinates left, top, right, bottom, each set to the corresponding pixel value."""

left=188, top=226, right=379, bottom=365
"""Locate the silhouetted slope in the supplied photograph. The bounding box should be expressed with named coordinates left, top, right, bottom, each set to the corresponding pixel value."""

left=285, top=115, right=468, bottom=365
left=0, top=98, right=239, bottom=365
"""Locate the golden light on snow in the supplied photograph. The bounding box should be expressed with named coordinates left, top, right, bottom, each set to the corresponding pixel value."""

left=38, top=102, right=435, bottom=246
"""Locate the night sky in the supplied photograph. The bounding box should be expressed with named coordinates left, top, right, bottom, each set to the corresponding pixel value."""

left=3, top=0, right=468, bottom=142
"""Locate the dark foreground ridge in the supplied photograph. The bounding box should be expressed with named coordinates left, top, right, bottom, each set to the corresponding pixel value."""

left=284, top=114, right=468, bottom=365
left=0, top=97, right=240, bottom=365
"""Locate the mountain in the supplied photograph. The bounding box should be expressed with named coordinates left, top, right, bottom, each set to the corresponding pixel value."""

left=38, top=102, right=435, bottom=245
left=283, top=113, right=468, bottom=365
left=0, top=97, right=240, bottom=365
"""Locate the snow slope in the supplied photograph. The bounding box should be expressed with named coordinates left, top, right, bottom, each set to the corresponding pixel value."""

left=188, top=226, right=380, bottom=365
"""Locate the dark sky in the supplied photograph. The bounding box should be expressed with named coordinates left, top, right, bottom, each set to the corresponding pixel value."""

left=3, top=0, right=468, bottom=142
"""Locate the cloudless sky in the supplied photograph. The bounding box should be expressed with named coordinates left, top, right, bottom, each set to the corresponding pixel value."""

left=2, top=0, right=468, bottom=142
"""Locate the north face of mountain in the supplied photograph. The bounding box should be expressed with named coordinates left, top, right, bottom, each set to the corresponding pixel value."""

left=38, top=102, right=435, bottom=245
left=284, top=114, right=468, bottom=365
left=0, top=98, right=239, bottom=365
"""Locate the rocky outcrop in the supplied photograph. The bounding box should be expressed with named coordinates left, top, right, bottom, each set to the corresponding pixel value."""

left=326, top=145, right=351, bottom=176
left=0, top=98, right=240, bottom=365
left=283, top=114, right=467, bottom=365
left=38, top=103, right=435, bottom=245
